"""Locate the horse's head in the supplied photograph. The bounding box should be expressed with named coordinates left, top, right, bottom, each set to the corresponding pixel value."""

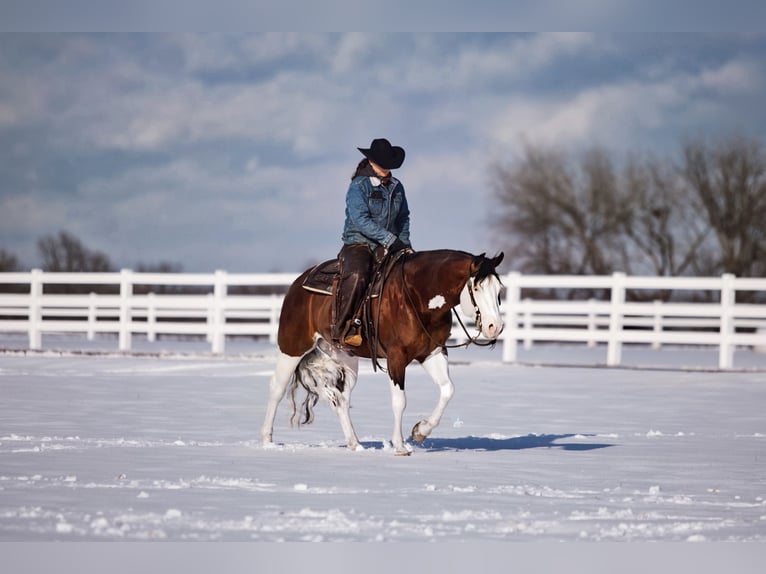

left=460, top=252, right=505, bottom=339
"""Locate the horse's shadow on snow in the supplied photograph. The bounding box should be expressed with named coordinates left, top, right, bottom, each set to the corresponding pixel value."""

left=362, top=433, right=613, bottom=453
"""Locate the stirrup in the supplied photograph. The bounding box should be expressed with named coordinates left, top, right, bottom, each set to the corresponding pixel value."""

left=343, top=319, right=363, bottom=347
left=343, top=332, right=362, bottom=347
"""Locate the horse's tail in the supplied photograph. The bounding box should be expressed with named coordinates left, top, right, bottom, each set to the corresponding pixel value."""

left=288, top=346, right=348, bottom=427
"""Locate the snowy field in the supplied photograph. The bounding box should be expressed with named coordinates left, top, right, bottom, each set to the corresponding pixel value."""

left=1, top=334, right=766, bottom=548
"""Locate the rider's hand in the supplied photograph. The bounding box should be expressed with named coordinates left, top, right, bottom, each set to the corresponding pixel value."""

left=389, top=238, right=407, bottom=253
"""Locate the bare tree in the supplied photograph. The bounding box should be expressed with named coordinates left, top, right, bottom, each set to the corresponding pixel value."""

left=491, top=135, right=766, bottom=287
left=0, top=249, right=20, bottom=272
left=37, top=231, right=113, bottom=272
left=681, top=134, right=766, bottom=278
left=491, top=143, right=630, bottom=276
left=621, top=153, right=713, bottom=277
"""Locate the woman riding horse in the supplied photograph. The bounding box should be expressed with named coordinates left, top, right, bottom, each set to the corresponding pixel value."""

left=334, top=138, right=412, bottom=348
left=261, top=247, right=505, bottom=456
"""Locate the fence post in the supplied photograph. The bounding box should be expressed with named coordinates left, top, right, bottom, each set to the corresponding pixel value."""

left=522, top=299, right=533, bottom=350
left=652, top=299, right=662, bottom=350
left=607, top=272, right=626, bottom=366
left=206, top=293, right=214, bottom=343
left=28, top=268, right=43, bottom=350
left=147, top=292, right=156, bottom=342
left=587, top=298, right=597, bottom=348
left=502, top=272, right=521, bottom=362
left=719, top=273, right=735, bottom=369
left=119, top=269, right=133, bottom=352
left=87, top=292, right=97, bottom=341
left=211, top=270, right=227, bottom=354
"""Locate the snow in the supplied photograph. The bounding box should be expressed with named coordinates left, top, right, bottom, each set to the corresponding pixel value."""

left=1, top=335, right=766, bottom=543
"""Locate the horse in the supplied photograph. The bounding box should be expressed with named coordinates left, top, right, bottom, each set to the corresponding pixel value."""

left=260, top=249, right=505, bottom=456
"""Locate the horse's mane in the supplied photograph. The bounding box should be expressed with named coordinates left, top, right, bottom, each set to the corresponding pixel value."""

left=405, top=249, right=502, bottom=286
left=473, top=253, right=503, bottom=285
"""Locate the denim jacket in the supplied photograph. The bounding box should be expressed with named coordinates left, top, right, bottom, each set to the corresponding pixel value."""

left=342, top=175, right=411, bottom=250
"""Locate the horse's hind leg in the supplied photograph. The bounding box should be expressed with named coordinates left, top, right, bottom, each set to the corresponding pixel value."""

left=412, top=348, right=454, bottom=442
left=280, top=341, right=362, bottom=451
left=324, top=346, right=362, bottom=450
left=261, top=352, right=303, bottom=446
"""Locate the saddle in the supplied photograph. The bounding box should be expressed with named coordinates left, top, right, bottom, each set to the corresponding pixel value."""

left=302, top=259, right=339, bottom=296
left=302, top=250, right=407, bottom=299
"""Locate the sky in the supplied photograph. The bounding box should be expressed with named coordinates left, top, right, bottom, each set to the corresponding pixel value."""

left=2, top=33, right=766, bottom=272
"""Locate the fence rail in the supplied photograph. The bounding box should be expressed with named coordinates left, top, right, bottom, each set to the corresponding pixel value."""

left=2, top=269, right=766, bottom=368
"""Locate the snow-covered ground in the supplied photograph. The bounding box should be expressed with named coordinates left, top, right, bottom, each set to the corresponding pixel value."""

left=1, top=334, right=765, bottom=542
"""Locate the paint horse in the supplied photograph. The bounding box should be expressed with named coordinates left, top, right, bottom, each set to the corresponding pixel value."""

left=260, top=249, right=505, bottom=455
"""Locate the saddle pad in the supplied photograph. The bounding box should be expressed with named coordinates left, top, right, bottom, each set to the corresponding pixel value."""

left=302, top=259, right=338, bottom=295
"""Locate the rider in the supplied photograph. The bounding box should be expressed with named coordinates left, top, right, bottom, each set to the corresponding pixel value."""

left=333, top=138, right=412, bottom=347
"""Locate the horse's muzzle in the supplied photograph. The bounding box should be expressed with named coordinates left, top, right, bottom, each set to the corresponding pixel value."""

left=482, top=319, right=504, bottom=339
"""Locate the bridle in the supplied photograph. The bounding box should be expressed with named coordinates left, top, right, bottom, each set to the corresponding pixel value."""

left=463, top=277, right=486, bottom=334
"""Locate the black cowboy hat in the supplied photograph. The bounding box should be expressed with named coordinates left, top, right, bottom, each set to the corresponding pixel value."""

left=358, top=138, right=405, bottom=170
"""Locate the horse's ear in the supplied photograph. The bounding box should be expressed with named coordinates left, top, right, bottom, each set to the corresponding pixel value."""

left=492, top=252, right=504, bottom=268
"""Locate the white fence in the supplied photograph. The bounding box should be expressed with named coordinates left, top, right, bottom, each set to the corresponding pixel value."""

left=502, top=272, right=766, bottom=368
left=0, top=269, right=298, bottom=355
left=1, top=269, right=766, bottom=369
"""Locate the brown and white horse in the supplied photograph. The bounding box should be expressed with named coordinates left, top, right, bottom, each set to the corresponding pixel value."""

left=260, top=249, right=504, bottom=455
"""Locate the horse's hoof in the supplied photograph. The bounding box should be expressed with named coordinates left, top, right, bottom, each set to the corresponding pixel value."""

left=394, top=449, right=412, bottom=457
left=411, top=421, right=428, bottom=443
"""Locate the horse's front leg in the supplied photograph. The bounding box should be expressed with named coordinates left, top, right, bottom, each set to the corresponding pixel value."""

left=412, top=348, right=454, bottom=442
left=388, top=377, right=410, bottom=455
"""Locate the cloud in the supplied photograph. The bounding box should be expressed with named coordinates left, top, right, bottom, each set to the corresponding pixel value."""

left=0, top=35, right=343, bottom=155
left=2, top=34, right=766, bottom=272
left=64, top=154, right=350, bottom=270
left=454, top=33, right=596, bottom=84
left=330, top=33, right=373, bottom=74
left=484, top=54, right=765, bottom=155
left=697, top=58, right=762, bottom=93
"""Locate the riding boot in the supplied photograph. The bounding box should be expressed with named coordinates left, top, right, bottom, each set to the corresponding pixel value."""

left=334, top=284, right=364, bottom=347
left=333, top=244, right=373, bottom=347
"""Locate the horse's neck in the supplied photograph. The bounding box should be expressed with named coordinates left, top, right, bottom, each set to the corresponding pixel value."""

left=404, top=250, right=473, bottom=304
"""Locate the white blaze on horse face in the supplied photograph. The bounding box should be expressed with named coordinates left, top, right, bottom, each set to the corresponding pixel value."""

left=477, top=274, right=504, bottom=338
left=460, top=275, right=504, bottom=339
left=428, top=295, right=446, bottom=310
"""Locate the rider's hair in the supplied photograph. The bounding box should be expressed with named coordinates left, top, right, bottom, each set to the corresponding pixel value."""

left=351, top=158, right=370, bottom=180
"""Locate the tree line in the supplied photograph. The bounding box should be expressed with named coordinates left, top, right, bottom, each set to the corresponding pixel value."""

left=490, top=133, right=766, bottom=282
left=0, top=231, right=282, bottom=295
left=0, top=232, right=184, bottom=294
left=0, top=231, right=181, bottom=274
